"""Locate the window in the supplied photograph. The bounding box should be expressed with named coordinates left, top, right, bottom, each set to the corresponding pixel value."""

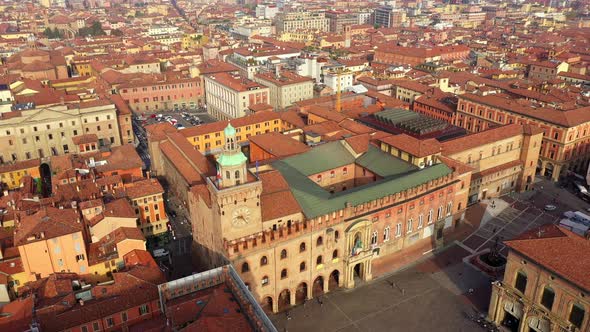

left=316, top=236, right=323, bottom=246
left=569, top=303, right=585, bottom=328
left=446, top=202, right=453, bottom=215
left=383, top=226, right=390, bottom=241
left=241, top=262, right=249, bottom=273
left=299, top=242, right=306, bottom=252
left=300, top=262, right=306, bottom=271
left=330, top=170, right=335, bottom=178
left=395, top=223, right=402, bottom=237
left=437, top=206, right=443, bottom=220
left=332, top=250, right=338, bottom=259
left=418, top=215, right=423, bottom=229
left=540, top=286, right=555, bottom=311
left=139, top=304, right=149, bottom=315
left=93, top=322, right=100, bottom=331
left=514, top=271, right=527, bottom=294
left=81, top=326, right=89, bottom=332
left=260, top=256, right=268, bottom=266
left=335, top=231, right=339, bottom=240
left=407, top=219, right=413, bottom=233
left=280, top=249, right=287, bottom=259
left=106, top=317, right=115, bottom=327
left=316, top=256, right=323, bottom=265
left=428, top=209, right=433, bottom=223
left=370, top=231, right=377, bottom=245
left=262, top=276, right=269, bottom=286
left=281, top=269, right=288, bottom=279
left=343, top=167, right=347, bottom=175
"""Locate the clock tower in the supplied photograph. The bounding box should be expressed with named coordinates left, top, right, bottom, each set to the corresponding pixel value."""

left=211, top=124, right=263, bottom=241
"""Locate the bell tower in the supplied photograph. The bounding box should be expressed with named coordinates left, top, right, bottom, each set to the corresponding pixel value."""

left=217, top=123, right=248, bottom=188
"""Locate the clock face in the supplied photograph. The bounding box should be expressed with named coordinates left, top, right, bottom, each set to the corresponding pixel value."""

left=232, top=206, right=251, bottom=227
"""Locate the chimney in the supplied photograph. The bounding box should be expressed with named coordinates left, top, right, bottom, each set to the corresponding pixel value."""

left=2, top=190, right=7, bottom=197
left=76, top=185, right=80, bottom=192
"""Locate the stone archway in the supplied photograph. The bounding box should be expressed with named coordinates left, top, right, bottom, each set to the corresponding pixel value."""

left=328, top=270, right=340, bottom=290
left=261, top=296, right=273, bottom=313
left=295, top=282, right=308, bottom=305
left=354, top=263, right=363, bottom=281
left=312, top=276, right=324, bottom=297
left=278, top=289, right=291, bottom=312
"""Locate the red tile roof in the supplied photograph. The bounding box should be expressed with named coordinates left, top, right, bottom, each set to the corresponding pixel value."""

left=505, top=224, right=590, bottom=292
left=380, top=134, right=442, bottom=157
left=14, top=207, right=81, bottom=246
left=441, top=123, right=524, bottom=155
left=249, top=132, right=310, bottom=158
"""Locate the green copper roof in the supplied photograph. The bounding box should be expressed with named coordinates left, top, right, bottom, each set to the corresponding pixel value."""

left=356, top=146, right=417, bottom=177
left=281, top=141, right=355, bottom=176
left=224, top=123, right=236, bottom=137
left=273, top=144, right=453, bottom=219
left=217, top=151, right=247, bottom=167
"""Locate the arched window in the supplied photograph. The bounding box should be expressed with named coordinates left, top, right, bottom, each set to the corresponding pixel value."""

left=335, top=230, right=340, bottom=240
left=370, top=231, right=377, bottom=244
left=383, top=226, right=390, bottom=241
left=330, top=170, right=335, bottom=178
left=569, top=303, right=585, bottom=329
left=332, top=250, right=338, bottom=259
left=241, top=262, right=250, bottom=273
left=280, top=249, right=287, bottom=259
left=407, top=219, right=413, bottom=233
left=541, top=286, right=555, bottom=310
left=235, top=170, right=240, bottom=179
left=144, top=206, right=149, bottom=212
left=514, top=271, right=527, bottom=294
left=418, top=214, right=423, bottom=229
left=316, top=255, right=323, bottom=265
left=260, top=256, right=268, bottom=266
left=300, top=262, right=306, bottom=272
left=428, top=209, right=433, bottom=223
left=281, top=269, right=288, bottom=279
left=437, top=206, right=443, bottom=220
left=342, top=167, right=347, bottom=175
left=226, top=171, right=231, bottom=179
left=316, top=236, right=323, bottom=246
left=299, top=242, right=306, bottom=252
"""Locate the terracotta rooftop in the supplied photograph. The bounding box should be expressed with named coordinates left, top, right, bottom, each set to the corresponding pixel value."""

left=124, top=178, right=164, bottom=199
left=255, top=70, right=313, bottom=87
left=380, top=134, right=442, bottom=158
left=206, top=72, right=265, bottom=92
left=14, top=207, right=81, bottom=246
left=249, top=132, right=310, bottom=158
left=441, top=123, right=526, bottom=155
left=258, top=170, right=301, bottom=222
left=505, top=224, right=590, bottom=292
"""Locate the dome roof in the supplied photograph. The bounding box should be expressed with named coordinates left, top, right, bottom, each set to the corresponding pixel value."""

left=224, top=123, right=236, bottom=137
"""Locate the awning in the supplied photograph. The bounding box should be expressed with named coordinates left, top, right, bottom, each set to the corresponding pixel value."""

left=528, top=317, right=550, bottom=332
left=503, top=301, right=524, bottom=319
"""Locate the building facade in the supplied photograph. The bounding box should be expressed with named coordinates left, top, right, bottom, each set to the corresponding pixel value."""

left=0, top=101, right=122, bottom=163
left=455, top=93, right=590, bottom=181
left=275, top=11, right=330, bottom=33
left=254, top=71, right=314, bottom=110
left=204, top=72, right=270, bottom=120
left=118, top=76, right=204, bottom=113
